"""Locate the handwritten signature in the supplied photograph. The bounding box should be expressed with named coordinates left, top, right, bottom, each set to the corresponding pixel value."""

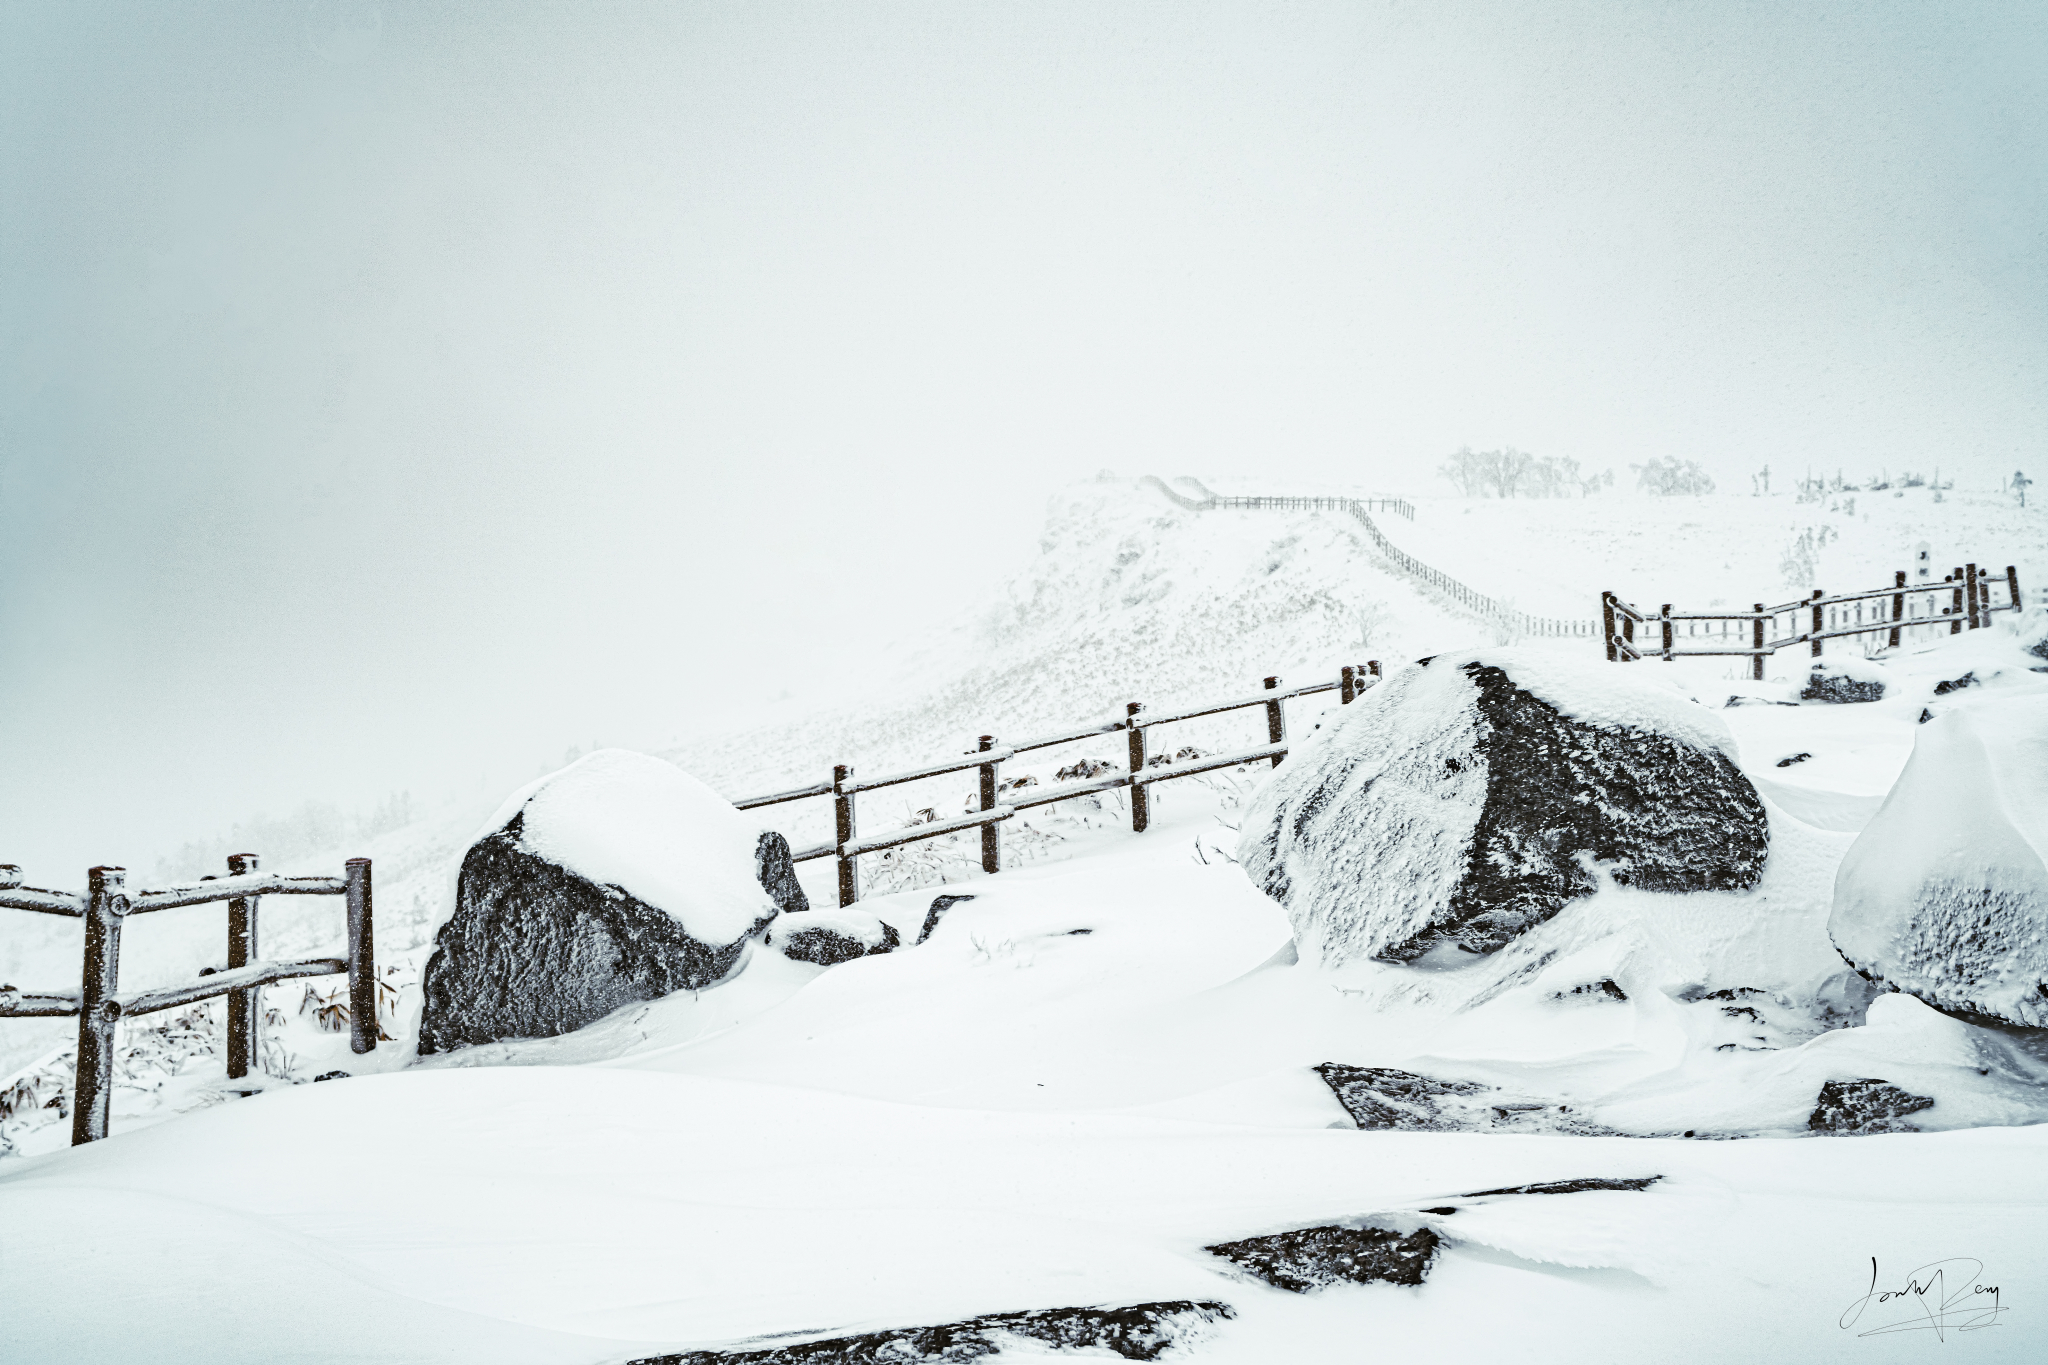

left=1840, top=1258, right=2008, bottom=1338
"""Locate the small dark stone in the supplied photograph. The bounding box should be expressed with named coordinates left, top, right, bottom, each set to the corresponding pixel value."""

left=1802, top=668, right=1886, bottom=703
left=1807, top=1078, right=1935, bottom=1135
left=753, top=831, right=809, bottom=918
left=1206, top=1224, right=1440, bottom=1291
left=625, top=1300, right=1234, bottom=1364
left=776, top=917, right=900, bottom=966
left=917, top=893, right=976, bottom=944
left=312, top=1070, right=350, bottom=1083
left=1932, top=672, right=1978, bottom=696
left=1554, top=978, right=1628, bottom=1002
left=1776, top=752, right=1813, bottom=768
left=1919, top=707, right=1936, bottom=724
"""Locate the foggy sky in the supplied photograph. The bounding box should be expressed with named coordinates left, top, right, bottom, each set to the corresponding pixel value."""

left=4, top=1, right=2045, bottom=880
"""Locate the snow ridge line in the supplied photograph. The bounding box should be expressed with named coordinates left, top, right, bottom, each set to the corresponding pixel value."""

left=1140, top=476, right=1597, bottom=639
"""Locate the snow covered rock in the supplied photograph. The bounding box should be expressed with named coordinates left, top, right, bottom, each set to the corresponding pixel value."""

left=1205, top=1225, right=1439, bottom=1290
left=1806, top=1079, right=1934, bottom=1135
left=418, top=752, right=792, bottom=1055
left=1830, top=695, right=2048, bottom=1031
left=625, top=1301, right=1234, bottom=1364
left=1801, top=657, right=1887, bottom=703
left=917, top=893, right=976, bottom=944
left=770, top=909, right=900, bottom=966
left=1241, top=649, right=1768, bottom=965
left=1313, top=1064, right=1614, bottom=1135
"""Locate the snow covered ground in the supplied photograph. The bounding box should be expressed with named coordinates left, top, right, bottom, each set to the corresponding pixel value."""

left=4, top=477, right=2046, bottom=1361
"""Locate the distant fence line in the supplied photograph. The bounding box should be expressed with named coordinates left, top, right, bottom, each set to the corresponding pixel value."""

left=735, top=664, right=1385, bottom=908
left=0, top=858, right=377, bottom=1145
left=1142, top=476, right=1598, bottom=640
left=1604, top=563, right=2026, bottom=679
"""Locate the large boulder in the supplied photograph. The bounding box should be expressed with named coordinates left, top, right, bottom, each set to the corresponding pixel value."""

left=1830, top=695, right=2048, bottom=1032
left=1239, top=649, right=1768, bottom=964
left=419, top=751, right=801, bottom=1054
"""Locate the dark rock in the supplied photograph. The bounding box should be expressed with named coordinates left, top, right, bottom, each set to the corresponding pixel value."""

left=1932, top=672, right=1977, bottom=696
left=1464, top=1176, right=1660, bottom=1196
left=1313, top=1064, right=1615, bottom=1135
left=418, top=752, right=785, bottom=1055
left=311, top=1070, right=350, bottom=1083
left=918, top=893, right=976, bottom=944
left=1807, top=1079, right=1934, bottom=1135
left=1553, top=979, right=1628, bottom=1002
left=625, top=1300, right=1234, bottom=1364
left=773, top=911, right=900, bottom=966
left=1801, top=664, right=1886, bottom=703
left=1776, top=752, right=1813, bottom=767
left=1206, top=1225, right=1438, bottom=1291
left=1240, top=651, right=1769, bottom=963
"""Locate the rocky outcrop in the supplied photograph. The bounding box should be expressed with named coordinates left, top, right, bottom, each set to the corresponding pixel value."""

left=1807, top=1079, right=1934, bottom=1135
left=1830, top=695, right=2048, bottom=1031
left=1313, top=1064, right=1615, bottom=1135
left=626, top=1301, right=1234, bottom=1364
left=1206, top=1225, right=1439, bottom=1290
left=1241, top=649, right=1768, bottom=964
left=1801, top=659, right=1887, bottom=703
left=419, top=752, right=788, bottom=1055
left=772, top=910, right=900, bottom=966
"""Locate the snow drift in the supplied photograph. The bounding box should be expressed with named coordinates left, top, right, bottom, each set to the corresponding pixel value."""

left=1239, top=648, right=1768, bottom=965
left=1831, top=694, right=2048, bottom=1031
left=417, top=751, right=796, bottom=1054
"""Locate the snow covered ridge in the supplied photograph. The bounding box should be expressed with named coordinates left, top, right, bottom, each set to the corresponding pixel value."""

left=1241, top=648, right=1765, bottom=965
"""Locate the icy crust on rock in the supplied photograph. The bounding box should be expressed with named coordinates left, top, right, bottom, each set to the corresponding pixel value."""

left=499, top=749, right=778, bottom=945
left=1239, top=651, right=1767, bottom=965
left=1830, top=696, right=2048, bottom=1029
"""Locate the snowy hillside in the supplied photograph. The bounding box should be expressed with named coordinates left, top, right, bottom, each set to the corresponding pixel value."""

left=5, top=478, right=2047, bottom=1363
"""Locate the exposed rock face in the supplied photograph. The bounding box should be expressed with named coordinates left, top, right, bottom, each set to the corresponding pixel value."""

left=1313, top=1064, right=1616, bottom=1135
left=1830, top=695, right=2048, bottom=1031
left=1240, top=650, right=1769, bottom=964
left=625, top=1301, right=1234, bottom=1364
left=1206, top=1225, right=1439, bottom=1291
left=1801, top=660, right=1887, bottom=703
left=773, top=909, right=900, bottom=966
left=419, top=752, right=786, bottom=1055
left=1807, top=1079, right=1935, bottom=1135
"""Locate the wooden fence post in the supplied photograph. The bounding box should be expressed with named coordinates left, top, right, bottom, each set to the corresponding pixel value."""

left=1890, top=572, right=1906, bottom=650
left=1966, top=563, right=1981, bottom=629
left=1263, top=677, right=1286, bottom=768
left=833, top=765, right=859, bottom=906
left=977, top=735, right=1001, bottom=874
left=2008, top=566, right=2023, bottom=618
left=1810, top=590, right=1825, bottom=658
left=226, top=852, right=261, bottom=1081
left=72, top=866, right=128, bottom=1146
left=1951, top=569, right=1964, bottom=634
left=1340, top=665, right=1356, bottom=705
left=1752, top=604, right=1766, bottom=681
left=1367, top=660, right=1381, bottom=683
left=345, top=858, right=376, bottom=1055
left=1126, top=703, right=1150, bottom=832
left=1661, top=604, right=1674, bottom=661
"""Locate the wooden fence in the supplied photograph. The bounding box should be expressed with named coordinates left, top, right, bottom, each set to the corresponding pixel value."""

left=735, top=664, right=1385, bottom=907
left=1603, top=563, right=2025, bottom=679
left=0, top=857, right=376, bottom=1144
left=1144, top=476, right=1598, bottom=639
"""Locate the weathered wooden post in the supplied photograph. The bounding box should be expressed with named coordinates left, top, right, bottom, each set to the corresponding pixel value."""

left=977, top=735, right=1001, bottom=874
left=1367, top=660, right=1381, bottom=681
left=1966, top=563, right=1981, bottom=629
left=1340, top=665, right=1357, bottom=705
left=226, top=852, right=261, bottom=1081
left=833, top=764, right=859, bottom=907
left=344, top=858, right=376, bottom=1055
left=2008, top=566, right=2023, bottom=619
left=1890, top=572, right=1906, bottom=650
left=1263, top=677, right=1286, bottom=768
left=1661, top=604, right=1674, bottom=661
left=72, top=866, right=128, bottom=1146
left=1810, top=590, right=1825, bottom=658
left=1951, top=569, right=1964, bottom=634
left=1752, top=604, right=1766, bottom=681
left=1126, top=703, right=1149, bottom=833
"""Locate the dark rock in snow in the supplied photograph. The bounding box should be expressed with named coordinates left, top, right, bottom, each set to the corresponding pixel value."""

left=1464, top=1176, right=1660, bottom=1196
left=772, top=910, right=900, bottom=965
left=754, top=831, right=809, bottom=917
left=418, top=751, right=785, bottom=1055
left=1775, top=752, right=1813, bottom=767
left=626, top=1300, right=1234, bottom=1364
left=1206, top=1225, right=1439, bottom=1291
left=1932, top=671, right=1978, bottom=696
left=1240, top=649, right=1768, bottom=964
left=1807, top=1079, right=1935, bottom=1135
left=1831, top=696, right=2048, bottom=1030
left=1313, top=1064, right=1616, bottom=1135
left=1801, top=661, right=1887, bottom=703
left=1553, top=978, right=1628, bottom=1002
left=918, top=893, right=976, bottom=944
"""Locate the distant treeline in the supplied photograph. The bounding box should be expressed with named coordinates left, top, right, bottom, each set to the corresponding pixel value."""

left=1436, top=447, right=1716, bottom=498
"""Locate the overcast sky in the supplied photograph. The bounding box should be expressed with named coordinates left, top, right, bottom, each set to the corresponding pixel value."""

left=4, top=1, right=2045, bottom=880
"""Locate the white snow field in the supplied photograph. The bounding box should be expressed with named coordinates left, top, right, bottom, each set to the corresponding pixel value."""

left=4, top=478, right=2047, bottom=1362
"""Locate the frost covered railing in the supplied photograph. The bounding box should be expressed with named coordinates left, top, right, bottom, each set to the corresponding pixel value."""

left=735, top=666, right=1384, bottom=907
left=1603, top=563, right=2025, bottom=680
left=0, top=856, right=375, bottom=1144
left=1142, top=476, right=1598, bottom=640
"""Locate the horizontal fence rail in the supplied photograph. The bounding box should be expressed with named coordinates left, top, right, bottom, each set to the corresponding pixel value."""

left=1142, top=476, right=1597, bottom=640
left=0, top=855, right=376, bottom=1145
left=1604, top=563, right=2025, bottom=679
left=733, top=664, right=1386, bottom=907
